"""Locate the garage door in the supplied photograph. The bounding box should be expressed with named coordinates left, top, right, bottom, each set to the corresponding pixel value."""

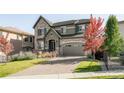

left=63, top=42, right=84, bottom=56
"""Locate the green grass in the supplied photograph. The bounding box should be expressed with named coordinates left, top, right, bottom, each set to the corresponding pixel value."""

left=0, top=59, right=46, bottom=77
left=82, top=75, right=124, bottom=79
left=74, top=61, right=102, bottom=72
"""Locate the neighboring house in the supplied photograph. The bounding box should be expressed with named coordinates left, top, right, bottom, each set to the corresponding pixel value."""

left=33, top=16, right=90, bottom=56
left=118, top=21, right=124, bottom=37
left=0, top=26, right=34, bottom=56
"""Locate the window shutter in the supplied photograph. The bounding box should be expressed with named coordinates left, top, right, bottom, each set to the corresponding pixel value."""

left=76, top=25, right=79, bottom=33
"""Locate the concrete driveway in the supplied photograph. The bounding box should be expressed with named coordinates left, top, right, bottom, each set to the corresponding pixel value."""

left=9, top=56, right=85, bottom=77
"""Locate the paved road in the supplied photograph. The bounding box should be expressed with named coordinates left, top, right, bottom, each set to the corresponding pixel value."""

left=9, top=56, right=85, bottom=77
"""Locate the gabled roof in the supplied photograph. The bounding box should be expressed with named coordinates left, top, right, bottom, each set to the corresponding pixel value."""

left=52, top=19, right=89, bottom=27
left=33, top=15, right=90, bottom=37
left=0, top=26, right=33, bottom=36
left=33, top=15, right=90, bottom=28
left=45, top=28, right=61, bottom=38
left=33, top=16, right=52, bottom=28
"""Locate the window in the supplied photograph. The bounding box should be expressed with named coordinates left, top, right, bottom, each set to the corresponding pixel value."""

left=37, top=28, right=45, bottom=36
left=30, top=37, right=33, bottom=42
left=61, top=26, right=66, bottom=34
left=38, top=29, right=42, bottom=36
left=38, top=41, right=44, bottom=50
left=17, top=35, right=19, bottom=40
left=79, top=25, right=82, bottom=32
left=66, top=45, right=72, bottom=47
left=0, top=31, right=2, bottom=36
left=76, top=24, right=86, bottom=33
left=24, top=37, right=28, bottom=42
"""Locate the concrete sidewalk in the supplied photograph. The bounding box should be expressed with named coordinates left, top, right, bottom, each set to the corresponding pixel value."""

left=5, top=70, right=124, bottom=79
left=48, top=56, right=86, bottom=61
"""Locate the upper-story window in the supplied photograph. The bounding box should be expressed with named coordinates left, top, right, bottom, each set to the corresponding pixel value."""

left=24, top=37, right=33, bottom=42
left=30, top=37, right=33, bottom=42
left=76, top=24, right=86, bottom=33
left=37, top=28, right=46, bottom=36
left=38, top=28, right=43, bottom=36
left=0, top=31, right=2, bottom=36
left=24, top=37, right=28, bottom=42
left=61, top=26, right=66, bottom=34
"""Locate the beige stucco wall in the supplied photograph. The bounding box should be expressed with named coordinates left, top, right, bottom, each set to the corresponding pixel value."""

left=0, top=52, right=5, bottom=56
left=0, top=30, right=33, bottom=55
left=1, top=31, right=22, bottom=41
left=0, top=31, right=24, bottom=55
left=119, top=23, right=124, bottom=37
left=34, top=18, right=51, bottom=50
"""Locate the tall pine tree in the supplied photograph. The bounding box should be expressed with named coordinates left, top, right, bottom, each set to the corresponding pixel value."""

left=104, top=15, right=122, bottom=57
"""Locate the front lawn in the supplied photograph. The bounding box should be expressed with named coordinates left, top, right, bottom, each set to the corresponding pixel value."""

left=83, top=74, right=124, bottom=79
left=0, top=59, right=46, bottom=77
left=74, top=61, right=102, bottom=72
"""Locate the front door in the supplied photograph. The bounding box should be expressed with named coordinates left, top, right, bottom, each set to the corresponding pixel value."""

left=49, top=40, right=55, bottom=51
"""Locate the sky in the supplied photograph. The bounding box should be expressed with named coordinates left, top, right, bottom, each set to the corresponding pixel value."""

left=0, top=14, right=124, bottom=34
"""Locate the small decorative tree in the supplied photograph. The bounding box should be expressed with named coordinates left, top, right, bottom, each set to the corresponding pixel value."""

left=0, top=33, right=14, bottom=62
left=84, top=15, right=105, bottom=60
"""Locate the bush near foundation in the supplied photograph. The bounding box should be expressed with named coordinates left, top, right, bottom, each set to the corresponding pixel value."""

left=10, top=52, right=37, bottom=61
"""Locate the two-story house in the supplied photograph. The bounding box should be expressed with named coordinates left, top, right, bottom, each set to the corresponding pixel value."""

left=33, top=16, right=90, bottom=56
left=0, top=26, right=34, bottom=56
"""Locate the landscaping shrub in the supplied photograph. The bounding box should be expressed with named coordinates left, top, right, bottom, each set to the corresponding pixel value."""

left=87, top=54, right=93, bottom=59
left=11, top=56, right=32, bottom=61
left=10, top=52, right=37, bottom=61
left=40, top=51, right=58, bottom=58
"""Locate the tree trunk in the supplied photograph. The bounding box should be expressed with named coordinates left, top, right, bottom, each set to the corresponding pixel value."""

left=92, top=52, right=95, bottom=60
left=109, top=55, right=111, bottom=61
left=103, top=51, right=109, bottom=71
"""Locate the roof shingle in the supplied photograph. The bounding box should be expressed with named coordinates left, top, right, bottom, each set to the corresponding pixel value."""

left=52, top=19, right=90, bottom=27
left=0, top=26, right=33, bottom=36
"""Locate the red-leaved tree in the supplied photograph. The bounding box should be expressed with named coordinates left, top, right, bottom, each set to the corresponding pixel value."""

left=0, top=33, right=14, bottom=61
left=84, top=15, right=105, bottom=59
